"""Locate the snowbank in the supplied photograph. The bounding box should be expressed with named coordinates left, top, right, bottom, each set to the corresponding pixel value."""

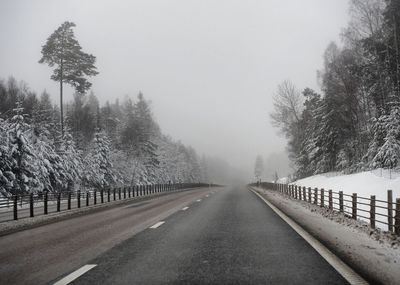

left=293, top=169, right=400, bottom=203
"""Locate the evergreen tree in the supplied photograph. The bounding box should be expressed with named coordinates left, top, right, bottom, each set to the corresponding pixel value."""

left=39, top=21, right=98, bottom=136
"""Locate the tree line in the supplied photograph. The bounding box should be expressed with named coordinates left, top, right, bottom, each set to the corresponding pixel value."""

left=271, top=0, right=400, bottom=179
left=0, top=77, right=208, bottom=196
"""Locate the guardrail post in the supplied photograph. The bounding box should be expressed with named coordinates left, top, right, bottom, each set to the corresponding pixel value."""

left=303, top=187, right=306, bottom=201
left=30, top=193, right=34, bottom=217
left=68, top=192, right=71, bottom=210
left=314, top=188, right=318, bottom=205
left=308, top=187, right=311, bottom=202
left=328, top=190, right=332, bottom=210
left=321, top=188, right=324, bottom=207
left=370, top=195, right=376, bottom=229
left=339, top=191, right=343, bottom=212
left=86, top=192, right=89, bottom=206
left=388, top=190, right=393, bottom=232
left=13, top=195, right=18, bottom=220
left=395, top=198, right=400, bottom=236
left=57, top=193, right=61, bottom=212
left=352, top=193, right=357, bottom=220
left=77, top=190, right=81, bottom=208
left=94, top=190, right=97, bottom=205
left=44, top=190, right=48, bottom=215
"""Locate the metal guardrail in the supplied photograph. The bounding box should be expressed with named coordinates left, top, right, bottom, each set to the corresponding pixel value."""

left=250, top=182, right=400, bottom=236
left=1, top=183, right=217, bottom=222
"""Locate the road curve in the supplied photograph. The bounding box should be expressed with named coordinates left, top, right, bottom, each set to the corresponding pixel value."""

left=63, top=186, right=349, bottom=284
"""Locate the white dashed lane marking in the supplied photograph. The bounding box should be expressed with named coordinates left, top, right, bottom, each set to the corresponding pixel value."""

left=182, top=207, right=189, bottom=211
left=196, top=199, right=202, bottom=202
left=53, top=264, right=97, bottom=285
left=149, top=221, right=165, bottom=229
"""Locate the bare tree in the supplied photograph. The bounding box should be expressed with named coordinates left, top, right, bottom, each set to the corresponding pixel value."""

left=270, top=80, right=303, bottom=137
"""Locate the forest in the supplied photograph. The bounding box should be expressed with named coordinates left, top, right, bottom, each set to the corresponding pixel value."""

left=271, top=0, right=400, bottom=179
left=0, top=77, right=212, bottom=197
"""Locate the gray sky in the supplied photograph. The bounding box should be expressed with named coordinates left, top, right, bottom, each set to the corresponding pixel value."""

left=0, top=0, right=349, bottom=179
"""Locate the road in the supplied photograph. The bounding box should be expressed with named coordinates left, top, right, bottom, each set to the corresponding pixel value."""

left=0, top=186, right=218, bottom=285
left=56, top=186, right=349, bottom=284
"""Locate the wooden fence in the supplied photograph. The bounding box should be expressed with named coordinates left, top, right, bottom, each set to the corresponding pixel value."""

left=0, top=183, right=216, bottom=222
left=251, top=182, right=400, bottom=236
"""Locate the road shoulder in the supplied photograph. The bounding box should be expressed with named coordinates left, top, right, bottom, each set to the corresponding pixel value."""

left=250, top=186, right=400, bottom=285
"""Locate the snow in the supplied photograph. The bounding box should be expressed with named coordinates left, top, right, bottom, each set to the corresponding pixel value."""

left=291, top=169, right=400, bottom=230
left=293, top=169, right=400, bottom=202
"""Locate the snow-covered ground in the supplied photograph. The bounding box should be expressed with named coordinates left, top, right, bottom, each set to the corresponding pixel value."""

left=290, top=169, right=400, bottom=230
left=293, top=168, right=400, bottom=202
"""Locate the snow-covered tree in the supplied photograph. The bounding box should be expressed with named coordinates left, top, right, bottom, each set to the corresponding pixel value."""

left=7, top=103, right=38, bottom=194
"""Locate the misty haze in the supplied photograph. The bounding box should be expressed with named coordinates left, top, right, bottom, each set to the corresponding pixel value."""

left=1, top=0, right=399, bottom=284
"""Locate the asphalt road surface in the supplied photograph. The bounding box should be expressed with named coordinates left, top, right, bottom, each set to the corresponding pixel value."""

left=0, top=186, right=218, bottom=285
left=55, top=186, right=349, bottom=284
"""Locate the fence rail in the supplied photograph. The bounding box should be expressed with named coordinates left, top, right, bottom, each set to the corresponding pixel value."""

left=250, top=182, right=400, bottom=236
left=0, top=183, right=216, bottom=222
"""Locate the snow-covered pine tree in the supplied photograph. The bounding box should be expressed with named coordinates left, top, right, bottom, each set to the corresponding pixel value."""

left=372, top=106, right=400, bottom=169
left=7, top=103, right=38, bottom=195
left=0, top=118, right=13, bottom=197
left=86, top=129, right=117, bottom=188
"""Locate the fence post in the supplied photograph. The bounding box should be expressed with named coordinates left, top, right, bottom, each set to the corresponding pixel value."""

left=339, top=191, right=343, bottom=212
left=108, top=189, right=111, bottom=202
left=68, top=192, right=71, bottom=210
left=370, top=195, right=376, bottom=229
left=44, top=190, right=48, bottom=215
left=308, top=187, right=311, bottom=203
left=30, top=193, right=34, bottom=217
left=13, top=195, right=18, bottom=220
left=101, top=190, right=104, bottom=203
left=133, top=186, right=136, bottom=197
left=321, top=188, right=324, bottom=207
left=113, top=188, right=116, bottom=201
left=119, top=188, right=122, bottom=200
left=86, top=192, right=89, bottom=206
left=94, top=190, right=97, bottom=205
left=77, top=190, right=81, bottom=208
left=303, top=187, right=306, bottom=201
left=352, top=193, right=357, bottom=220
left=57, top=193, right=61, bottom=212
left=314, top=188, right=318, bottom=205
left=128, top=187, right=131, bottom=198
left=328, top=190, right=332, bottom=210
left=124, top=187, right=126, bottom=199
left=395, top=198, right=400, bottom=236
left=388, top=190, right=393, bottom=232
left=295, top=185, right=298, bottom=199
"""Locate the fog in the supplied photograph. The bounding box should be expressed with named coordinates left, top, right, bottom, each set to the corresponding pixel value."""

left=0, top=0, right=349, bottom=182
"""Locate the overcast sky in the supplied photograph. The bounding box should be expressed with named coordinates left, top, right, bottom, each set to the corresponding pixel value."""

left=0, top=0, right=349, bottom=179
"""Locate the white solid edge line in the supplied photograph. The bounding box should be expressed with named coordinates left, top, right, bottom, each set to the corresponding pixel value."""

left=149, top=221, right=165, bottom=229
left=249, top=187, right=368, bottom=285
left=182, top=206, right=189, bottom=211
left=53, top=264, right=97, bottom=285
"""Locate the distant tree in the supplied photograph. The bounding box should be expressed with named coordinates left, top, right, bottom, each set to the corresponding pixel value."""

left=39, top=21, right=98, bottom=136
left=254, top=155, right=264, bottom=181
